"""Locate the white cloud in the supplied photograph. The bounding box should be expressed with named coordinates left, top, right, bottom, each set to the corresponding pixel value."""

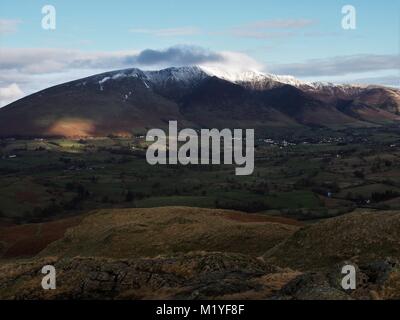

left=0, top=46, right=262, bottom=76
left=0, top=48, right=141, bottom=74
left=0, top=19, right=21, bottom=34
left=351, top=75, right=399, bottom=88
left=200, top=51, right=263, bottom=73
left=0, top=83, right=24, bottom=107
left=269, top=54, right=400, bottom=77
left=230, top=19, right=317, bottom=39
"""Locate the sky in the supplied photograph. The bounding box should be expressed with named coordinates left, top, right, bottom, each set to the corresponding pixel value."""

left=0, top=0, right=399, bottom=106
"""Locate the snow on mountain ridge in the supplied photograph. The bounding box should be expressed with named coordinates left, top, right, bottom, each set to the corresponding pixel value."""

left=91, top=65, right=388, bottom=95
left=144, top=66, right=208, bottom=85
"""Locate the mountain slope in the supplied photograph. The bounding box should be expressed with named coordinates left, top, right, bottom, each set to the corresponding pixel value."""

left=0, top=66, right=399, bottom=137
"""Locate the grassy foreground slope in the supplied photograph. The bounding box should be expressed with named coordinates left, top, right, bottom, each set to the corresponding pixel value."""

left=265, top=210, right=400, bottom=270
left=40, top=207, right=301, bottom=259
left=0, top=206, right=303, bottom=300
left=3, top=207, right=400, bottom=300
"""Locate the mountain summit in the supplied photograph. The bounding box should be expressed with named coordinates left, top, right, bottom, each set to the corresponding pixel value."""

left=0, top=66, right=399, bottom=137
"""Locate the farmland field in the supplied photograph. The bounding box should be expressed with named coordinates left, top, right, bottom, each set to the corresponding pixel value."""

left=1, top=126, right=400, bottom=224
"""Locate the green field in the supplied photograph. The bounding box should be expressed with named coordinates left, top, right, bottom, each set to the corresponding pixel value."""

left=1, top=126, right=400, bottom=223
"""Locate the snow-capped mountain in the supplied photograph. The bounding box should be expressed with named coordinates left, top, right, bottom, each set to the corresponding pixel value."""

left=94, top=66, right=209, bottom=88
left=91, top=65, right=326, bottom=91
left=86, top=65, right=396, bottom=97
left=90, top=65, right=315, bottom=90
left=199, top=65, right=305, bottom=88
left=0, top=66, right=399, bottom=137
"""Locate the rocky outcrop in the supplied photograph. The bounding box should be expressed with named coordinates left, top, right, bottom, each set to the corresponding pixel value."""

left=0, top=252, right=296, bottom=300
left=275, top=259, right=400, bottom=300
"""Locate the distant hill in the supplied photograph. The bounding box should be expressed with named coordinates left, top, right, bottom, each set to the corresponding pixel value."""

left=0, top=66, right=399, bottom=137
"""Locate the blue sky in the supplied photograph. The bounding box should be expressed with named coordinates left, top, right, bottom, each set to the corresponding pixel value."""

left=0, top=0, right=399, bottom=105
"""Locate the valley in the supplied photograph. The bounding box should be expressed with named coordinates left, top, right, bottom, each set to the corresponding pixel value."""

left=2, top=120, right=400, bottom=300
left=0, top=67, right=400, bottom=300
left=1, top=125, right=400, bottom=225
left=0, top=126, right=397, bottom=224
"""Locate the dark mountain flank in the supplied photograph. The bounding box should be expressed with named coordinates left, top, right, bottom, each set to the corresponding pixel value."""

left=1, top=66, right=399, bottom=137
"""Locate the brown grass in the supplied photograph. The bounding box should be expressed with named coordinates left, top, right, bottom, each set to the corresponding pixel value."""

left=0, top=216, right=82, bottom=259
left=40, top=207, right=300, bottom=259
left=220, top=211, right=304, bottom=226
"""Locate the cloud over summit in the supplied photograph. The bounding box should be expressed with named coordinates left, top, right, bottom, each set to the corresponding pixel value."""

left=0, top=45, right=263, bottom=106
left=134, top=46, right=223, bottom=66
